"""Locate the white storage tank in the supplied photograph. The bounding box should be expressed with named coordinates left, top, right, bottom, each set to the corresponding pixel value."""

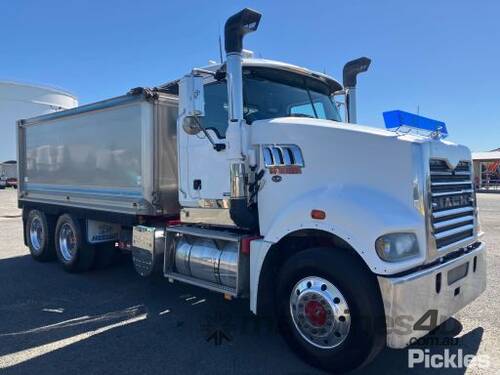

left=0, top=81, right=78, bottom=162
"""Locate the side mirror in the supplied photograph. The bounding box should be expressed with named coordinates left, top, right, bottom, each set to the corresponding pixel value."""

left=182, top=116, right=202, bottom=135
left=179, top=74, right=205, bottom=135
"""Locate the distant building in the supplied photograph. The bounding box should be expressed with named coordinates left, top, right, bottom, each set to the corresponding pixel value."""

left=0, top=81, right=78, bottom=163
left=472, top=149, right=500, bottom=191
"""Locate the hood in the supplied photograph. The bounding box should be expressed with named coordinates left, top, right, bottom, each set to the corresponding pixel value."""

left=250, top=117, right=471, bottom=167
left=271, top=117, right=396, bottom=135
left=250, top=116, right=472, bottom=217
left=252, top=117, right=425, bottom=143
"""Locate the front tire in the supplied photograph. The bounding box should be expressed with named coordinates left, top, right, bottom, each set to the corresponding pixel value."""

left=55, top=214, right=95, bottom=272
left=276, top=247, right=386, bottom=373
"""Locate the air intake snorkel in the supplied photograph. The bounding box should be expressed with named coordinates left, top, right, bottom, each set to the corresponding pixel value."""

left=343, top=57, right=371, bottom=124
left=224, top=8, right=261, bottom=230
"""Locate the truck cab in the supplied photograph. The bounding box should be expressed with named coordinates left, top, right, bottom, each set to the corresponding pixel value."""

left=170, top=58, right=342, bottom=213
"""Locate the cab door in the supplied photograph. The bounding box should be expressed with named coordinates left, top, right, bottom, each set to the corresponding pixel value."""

left=177, top=80, right=231, bottom=208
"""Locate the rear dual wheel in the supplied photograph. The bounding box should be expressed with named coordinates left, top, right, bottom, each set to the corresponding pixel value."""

left=26, top=209, right=56, bottom=261
left=26, top=210, right=118, bottom=272
left=55, top=214, right=95, bottom=272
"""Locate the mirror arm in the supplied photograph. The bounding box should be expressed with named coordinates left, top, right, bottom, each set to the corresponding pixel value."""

left=192, top=116, right=226, bottom=152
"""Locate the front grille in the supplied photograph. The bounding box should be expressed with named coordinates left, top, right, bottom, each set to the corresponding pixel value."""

left=429, top=159, right=475, bottom=250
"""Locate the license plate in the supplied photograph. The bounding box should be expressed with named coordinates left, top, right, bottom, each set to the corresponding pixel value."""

left=448, top=262, right=469, bottom=285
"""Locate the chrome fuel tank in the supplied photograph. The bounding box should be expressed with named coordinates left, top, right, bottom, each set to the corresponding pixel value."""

left=174, top=236, right=239, bottom=289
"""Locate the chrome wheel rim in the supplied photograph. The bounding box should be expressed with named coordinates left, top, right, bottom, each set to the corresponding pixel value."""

left=29, top=217, right=44, bottom=254
left=59, top=223, right=77, bottom=262
left=289, top=276, right=351, bottom=349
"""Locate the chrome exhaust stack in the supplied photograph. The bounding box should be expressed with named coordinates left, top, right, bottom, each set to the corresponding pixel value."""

left=224, top=8, right=261, bottom=229
left=343, top=57, right=371, bottom=124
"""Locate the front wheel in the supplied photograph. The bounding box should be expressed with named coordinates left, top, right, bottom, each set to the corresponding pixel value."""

left=276, top=247, right=386, bottom=373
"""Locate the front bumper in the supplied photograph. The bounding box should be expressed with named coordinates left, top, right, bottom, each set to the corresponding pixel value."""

left=378, top=242, right=486, bottom=349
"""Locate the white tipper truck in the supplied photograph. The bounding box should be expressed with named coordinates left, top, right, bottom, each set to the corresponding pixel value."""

left=17, top=8, right=486, bottom=372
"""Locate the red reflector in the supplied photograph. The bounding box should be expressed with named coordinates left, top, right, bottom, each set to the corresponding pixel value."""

left=311, top=209, right=326, bottom=220
left=240, top=236, right=262, bottom=255
left=167, top=219, right=182, bottom=226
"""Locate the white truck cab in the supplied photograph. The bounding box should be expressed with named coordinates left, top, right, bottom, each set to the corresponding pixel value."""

left=18, top=8, right=486, bottom=373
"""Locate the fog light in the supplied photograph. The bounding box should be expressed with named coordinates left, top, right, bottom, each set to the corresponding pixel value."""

left=375, top=233, right=419, bottom=262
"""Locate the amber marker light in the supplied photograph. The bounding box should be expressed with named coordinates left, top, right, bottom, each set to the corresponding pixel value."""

left=311, top=209, right=326, bottom=220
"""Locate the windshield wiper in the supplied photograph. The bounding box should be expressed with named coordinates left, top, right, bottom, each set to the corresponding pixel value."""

left=304, top=78, right=319, bottom=118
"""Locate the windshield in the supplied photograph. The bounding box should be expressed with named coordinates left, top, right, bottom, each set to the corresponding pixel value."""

left=199, top=68, right=342, bottom=139
left=243, top=75, right=341, bottom=123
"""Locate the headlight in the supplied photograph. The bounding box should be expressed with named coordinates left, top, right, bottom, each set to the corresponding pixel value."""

left=375, top=233, right=419, bottom=262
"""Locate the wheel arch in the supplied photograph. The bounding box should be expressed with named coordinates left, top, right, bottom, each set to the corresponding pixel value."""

left=254, top=228, right=374, bottom=317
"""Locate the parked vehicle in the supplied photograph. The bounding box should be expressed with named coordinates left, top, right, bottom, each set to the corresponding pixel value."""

left=0, top=161, right=17, bottom=188
left=16, top=8, right=486, bottom=372
left=6, top=177, right=17, bottom=188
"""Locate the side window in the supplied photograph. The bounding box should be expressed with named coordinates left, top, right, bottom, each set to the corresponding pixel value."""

left=200, top=82, right=228, bottom=138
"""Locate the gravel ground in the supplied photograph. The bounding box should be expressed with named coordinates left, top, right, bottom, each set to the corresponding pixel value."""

left=0, top=188, right=498, bottom=374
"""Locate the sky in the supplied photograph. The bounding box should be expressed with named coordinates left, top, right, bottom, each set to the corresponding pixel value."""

left=1, top=0, right=499, bottom=152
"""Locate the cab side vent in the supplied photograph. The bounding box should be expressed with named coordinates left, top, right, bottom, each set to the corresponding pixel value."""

left=262, top=145, right=304, bottom=168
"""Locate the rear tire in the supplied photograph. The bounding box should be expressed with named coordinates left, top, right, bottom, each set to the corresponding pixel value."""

left=25, top=209, right=55, bottom=262
left=276, top=247, right=386, bottom=373
left=55, top=214, right=95, bottom=272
